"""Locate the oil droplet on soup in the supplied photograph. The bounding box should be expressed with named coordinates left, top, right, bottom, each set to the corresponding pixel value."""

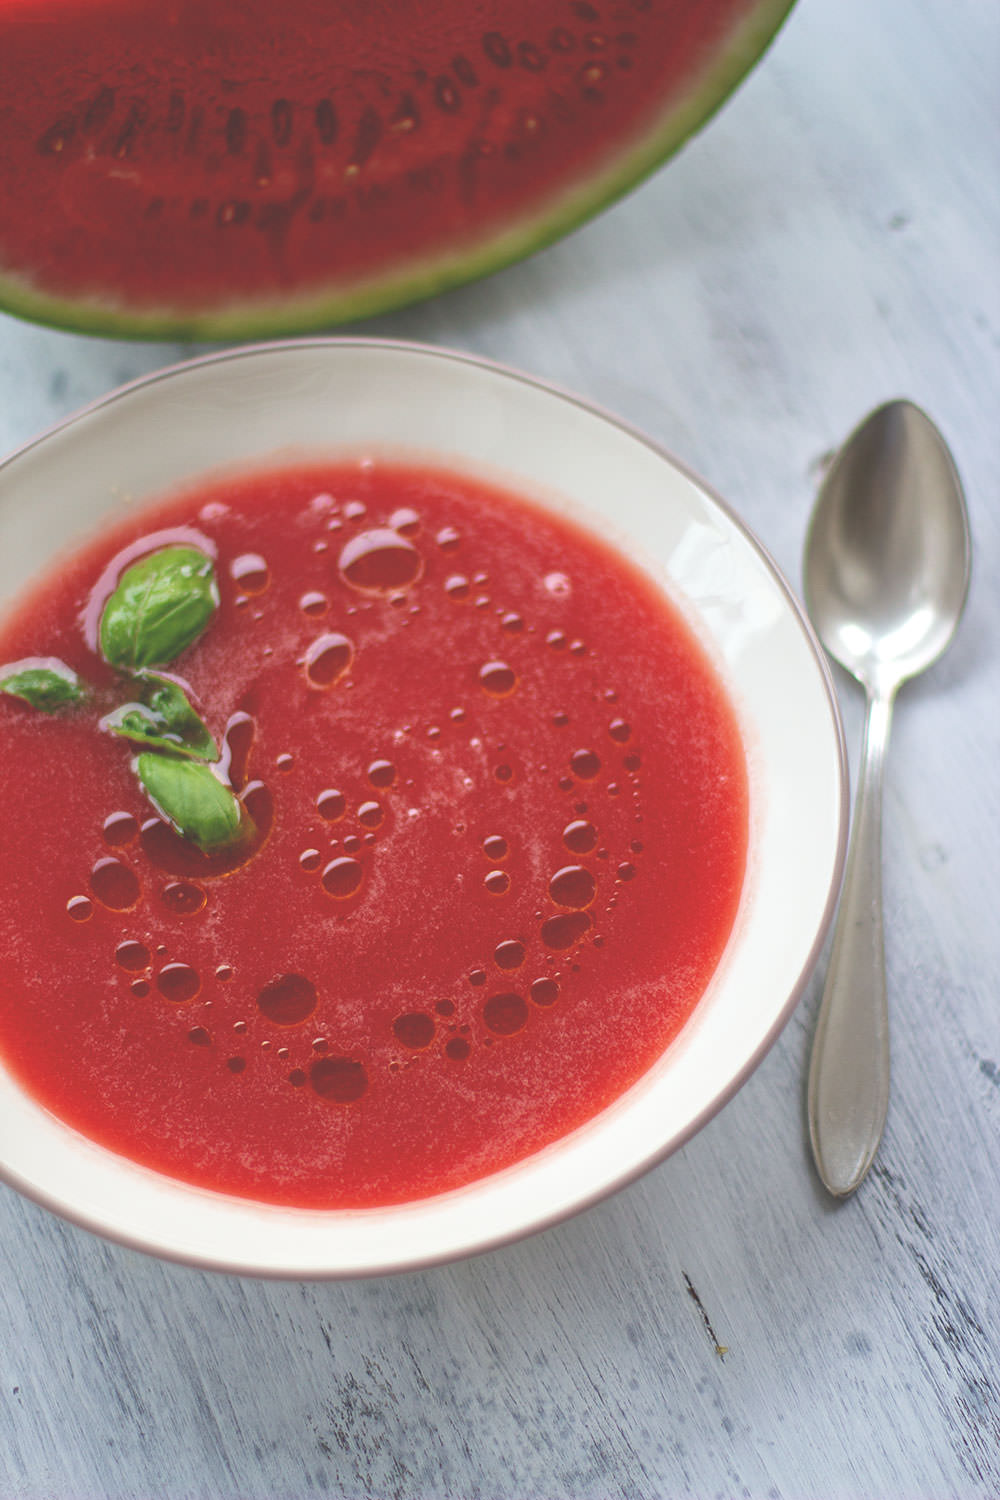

left=299, top=591, right=327, bottom=617
left=316, top=789, right=346, bottom=822
left=156, top=963, right=200, bottom=1003
left=102, top=812, right=138, bottom=847
left=160, top=881, right=206, bottom=915
left=570, top=749, right=601, bottom=780
left=222, top=712, right=254, bottom=790
left=321, top=857, right=363, bottom=899
left=549, top=866, right=597, bottom=909
left=367, top=759, right=395, bottom=788
left=483, top=992, right=528, bottom=1036
left=230, top=554, right=270, bottom=594
left=479, top=661, right=517, bottom=697
left=115, top=940, right=150, bottom=972
left=531, top=977, right=560, bottom=1007
left=310, top=1056, right=368, bottom=1103
left=339, top=529, right=423, bottom=593
left=541, top=912, right=592, bottom=950
left=562, top=819, right=597, bottom=853
left=303, top=633, right=353, bottom=688
left=494, top=940, right=525, bottom=970
left=389, top=507, right=421, bottom=536
left=393, top=1012, right=435, bottom=1049
left=90, top=858, right=140, bottom=911
left=256, top=973, right=317, bottom=1026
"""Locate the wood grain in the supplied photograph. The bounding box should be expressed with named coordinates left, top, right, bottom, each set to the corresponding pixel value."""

left=1, top=0, right=998, bottom=1495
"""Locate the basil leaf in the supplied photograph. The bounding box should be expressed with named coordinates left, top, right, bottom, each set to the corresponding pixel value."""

left=100, top=546, right=218, bottom=670
left=135, top=753, right=245, bottom=852
left=104, top=673, right=218, bottom=761
left=0, top=657, right=88, bottom=713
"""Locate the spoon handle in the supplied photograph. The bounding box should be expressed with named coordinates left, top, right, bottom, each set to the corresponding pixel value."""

left=808, top=687, right=894, bottom=1196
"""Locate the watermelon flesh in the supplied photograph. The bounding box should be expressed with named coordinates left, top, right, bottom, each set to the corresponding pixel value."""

left=0, top=0, right=794, bottom=338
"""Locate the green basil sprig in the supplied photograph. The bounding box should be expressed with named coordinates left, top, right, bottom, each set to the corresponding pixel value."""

left=0, top=658, right=87, bottom=713
left=7, top=540, right=249, bottom=855
left=103, top=673, right=218, bottom=761
left=100, top=546, right=218, bottom=671
left=136, top=753, right=245, bottom=853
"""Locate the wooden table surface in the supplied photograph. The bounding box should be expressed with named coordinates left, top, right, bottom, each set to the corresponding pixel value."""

left=2, top=1, right=997, bottom=1496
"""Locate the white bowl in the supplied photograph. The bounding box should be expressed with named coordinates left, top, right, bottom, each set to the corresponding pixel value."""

left=0, top=340, right=846, bottom=1276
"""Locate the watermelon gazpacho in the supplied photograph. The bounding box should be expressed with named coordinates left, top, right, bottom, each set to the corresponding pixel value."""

left=0, top=461, right=748, bottom=1208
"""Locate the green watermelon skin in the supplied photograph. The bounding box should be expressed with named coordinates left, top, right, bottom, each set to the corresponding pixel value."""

left=0, top=0, right=794, bottom=339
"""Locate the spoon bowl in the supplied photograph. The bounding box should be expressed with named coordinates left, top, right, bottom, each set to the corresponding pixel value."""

left=804, top=399, right=971, bottom=1197
left=804, top=401, right=971, bottom=692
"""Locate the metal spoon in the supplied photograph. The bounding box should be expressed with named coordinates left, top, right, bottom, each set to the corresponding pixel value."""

left=804, top=400, right=971, bottom=1197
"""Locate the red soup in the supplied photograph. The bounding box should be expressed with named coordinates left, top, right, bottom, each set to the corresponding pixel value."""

left=0, top=461, right=748, bottom=1207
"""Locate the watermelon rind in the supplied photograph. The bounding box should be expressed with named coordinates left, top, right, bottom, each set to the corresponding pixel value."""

left=0, top=0, right=795, bottom=341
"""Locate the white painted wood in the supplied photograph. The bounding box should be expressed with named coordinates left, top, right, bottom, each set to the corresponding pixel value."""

left=1, top=0, right=997, bottom=1494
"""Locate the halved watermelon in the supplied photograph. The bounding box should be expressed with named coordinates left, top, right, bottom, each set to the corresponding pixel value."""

left=0, top=0, right=794, bottom=339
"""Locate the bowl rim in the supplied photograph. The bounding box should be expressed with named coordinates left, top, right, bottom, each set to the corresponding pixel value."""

left=0, top=336, right=849, bottom=1277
